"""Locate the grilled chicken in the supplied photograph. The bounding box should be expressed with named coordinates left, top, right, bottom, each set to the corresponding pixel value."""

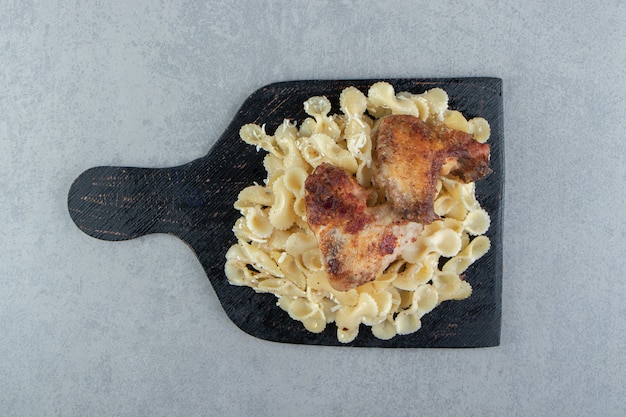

left=304, top=115, right=491, bottom=290
left=375, top=114, right=491, bottom=223
left=305, top=163, right=422, bottom=291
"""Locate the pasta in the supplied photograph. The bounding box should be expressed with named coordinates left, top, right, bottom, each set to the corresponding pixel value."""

left=225, top=82, right=492, bottom=343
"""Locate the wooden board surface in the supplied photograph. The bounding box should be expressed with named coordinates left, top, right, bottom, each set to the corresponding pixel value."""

left=67, top=78, right=503, bottom=347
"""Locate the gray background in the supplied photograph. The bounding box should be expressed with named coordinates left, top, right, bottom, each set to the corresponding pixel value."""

left=2, top=0, right=625, bottom=416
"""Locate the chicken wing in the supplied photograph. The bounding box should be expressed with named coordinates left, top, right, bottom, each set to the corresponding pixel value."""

left=305, top=163, right=422, bottom=291
left=374, top=114, right=491, bottom=223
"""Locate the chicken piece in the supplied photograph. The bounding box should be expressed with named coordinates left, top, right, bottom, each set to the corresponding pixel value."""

left=305, top=163, right=422, bottom=291
left=375, top=114, right=492, bottom=223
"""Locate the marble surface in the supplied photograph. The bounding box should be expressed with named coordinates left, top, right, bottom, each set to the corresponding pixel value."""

left=1, top=1, right=624, bottom=416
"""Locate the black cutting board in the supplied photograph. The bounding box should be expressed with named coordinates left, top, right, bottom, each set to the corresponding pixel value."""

left=67, top=78, right=503, bottom=347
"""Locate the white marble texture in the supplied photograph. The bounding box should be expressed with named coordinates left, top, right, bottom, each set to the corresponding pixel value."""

left=1, top=0, right=625, bottom=416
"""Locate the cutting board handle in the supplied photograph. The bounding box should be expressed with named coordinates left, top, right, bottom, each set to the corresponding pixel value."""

left=67, top=160, right=223, bottom=242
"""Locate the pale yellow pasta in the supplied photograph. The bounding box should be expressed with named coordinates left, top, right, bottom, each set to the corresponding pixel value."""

left=257, top=278, right=306, bottom=298
left=278, top=297, right=326, bottom=333
left=434, top=193, right=467, bottom=219
left=268, top=177, right=296, bottom=230
left=423, top=228, right=463, bottom=257
left=437, top=276, right=473, bottom=302
left=225, top=82, right=493, bottom=343
left=443, top=110, right=470, bottom=132
left=392, top=261, right=435, bottom=291
left=340, top=87, right=373, bottom=176
left=306, top=271, right=359, bottom=307
left=395, top=311, right=422, bottom=335
left=431, top=271, right=464, bottom=298
left=266, top=229, right=291, bottom=251
left=401, top=222, right=463, bottom=263
left=367, top=82, right=420, bottom=117
left=335, top=292, right=381, bottom=343
left=303, top=96, right=341, bottom=140
left=234, top=185, right=273, bottom=209
left=355, top=162, right=375, bottom=190
left=395, top=285, right=438, bottom=335
left=368, top=290, right=395, bottom=322
left=413, top=284, right=439, bottom=317
left=440, top=217, right=466, bottom=234
left=301, top=248, right=324, bottom=271
left=276, top=123, right=306, bottom=169
left=262, top=153, right=285, bottom=187
left=442, top=235, right=491, bottom=275
left=371, top=270, right=400, bottom=292
left=464, top=208, right=491, bottom=236
left=275, top=253, right=307, bottom=289
left=238, top=240, right=284, bottom=278
left=345, top=125, right=371, bottom=161
left=225, top=261, right=258, bottom=286
left=232, top=217, right=263, bottom=244
left=400, top=92, right=429, bottom=121
left=239, top=123, right=280, bottom=155
left=297, top=139, right=324, bottom=167
left=282, top=166, right=308, bottom=217
left=224, top=245, right=248, bottom=285
left=468, top=117, right=491, bottom=143
left=298, top=117, right=317, bottom=138
left=371, top=317, right=398, bottom=340
left=306, top=133, right=358, bottom=173
left=225, top=243, right=244, bottom=262
left=340, top=86, right=368, bottom=116
left=441, top=178, right=480, bottom=211
left=301, top=310, right=327, bottom=333
left=282, top=166, right=308, bottom=198
left=422, top=87, right=449, bottom=120
left=284, top=232, right=318, bottom=256
left=242, top=207, right=273, bottom=238
left=284, top=297, right=315, bottom=320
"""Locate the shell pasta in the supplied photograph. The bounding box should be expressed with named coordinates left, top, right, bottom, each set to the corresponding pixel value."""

left=225, top=82, right=492, bottom=343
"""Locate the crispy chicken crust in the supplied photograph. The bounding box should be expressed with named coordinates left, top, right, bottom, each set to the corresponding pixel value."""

left=304, top=115, right=491, bottom=291
left=305, top=163, right=422, bottom=291
left=374, top=114, right=492, bottom=223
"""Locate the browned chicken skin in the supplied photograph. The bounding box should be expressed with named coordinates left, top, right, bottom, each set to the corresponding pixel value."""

left=304, top=115, right=491, bottom=291
left=305, top=163, right=422, bottom=291
left=375, top=114, right=491, bottom=223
